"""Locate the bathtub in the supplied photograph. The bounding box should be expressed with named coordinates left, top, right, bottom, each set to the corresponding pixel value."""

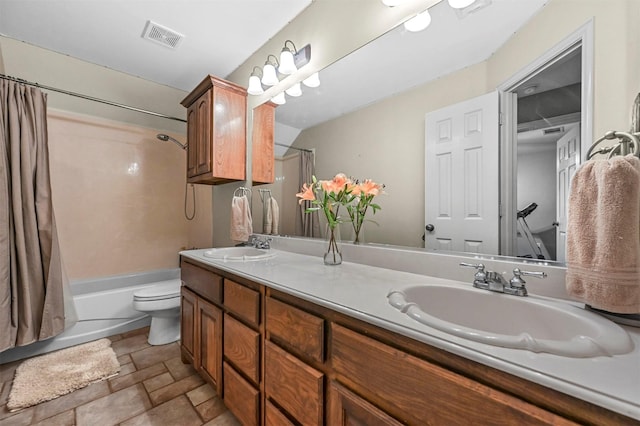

left=0, top=268, right=180, bottom=364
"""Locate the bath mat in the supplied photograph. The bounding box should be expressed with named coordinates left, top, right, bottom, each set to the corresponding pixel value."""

left=7, top=338, right=120, bottom=411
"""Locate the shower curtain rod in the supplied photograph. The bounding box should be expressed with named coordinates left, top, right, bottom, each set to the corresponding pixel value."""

left=275, top=142, right=313, bottom=153
left=0, top=73, right=187, bottom=123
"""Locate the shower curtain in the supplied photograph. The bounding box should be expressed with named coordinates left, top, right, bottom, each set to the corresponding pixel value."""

left=295, top=150, right=321, bottom=238
left=0, top=79, right=70, bottom=352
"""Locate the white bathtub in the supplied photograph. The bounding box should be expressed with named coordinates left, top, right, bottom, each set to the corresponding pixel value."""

left=0, top=269, right=180, bottom=364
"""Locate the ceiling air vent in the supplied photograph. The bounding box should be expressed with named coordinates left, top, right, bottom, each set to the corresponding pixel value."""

left=142, top=20, right=184, bottom=49
left=544, top=127, right=565, bottom=135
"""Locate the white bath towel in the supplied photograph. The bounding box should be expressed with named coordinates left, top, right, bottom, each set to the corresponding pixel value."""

left=230, top=195, right=252, bottom=242
left=264, top=198, right=272, bottom=235
left=270, top=197, right=279, bottom=235
left=566, top=154, right=640, bottom=314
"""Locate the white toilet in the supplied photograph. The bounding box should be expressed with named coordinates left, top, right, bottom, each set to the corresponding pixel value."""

left=132, top=279, right=182, bottom=345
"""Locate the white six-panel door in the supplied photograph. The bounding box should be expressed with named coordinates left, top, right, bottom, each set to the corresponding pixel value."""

left=425, top=91, right=500, bottom=254
left=555, top=124, right=580, bottom=263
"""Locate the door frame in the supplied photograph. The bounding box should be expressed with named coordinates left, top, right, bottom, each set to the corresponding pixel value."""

left=497, top=19, right=594, bottom=258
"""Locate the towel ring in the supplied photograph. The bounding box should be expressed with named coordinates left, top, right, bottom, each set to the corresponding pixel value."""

left=233, top=187, right=251, bottom=197
left=587, top=130, right=640, bottom=159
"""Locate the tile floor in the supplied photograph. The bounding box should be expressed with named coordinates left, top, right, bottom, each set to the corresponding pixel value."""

left=0, top=327, right=240, bottom=426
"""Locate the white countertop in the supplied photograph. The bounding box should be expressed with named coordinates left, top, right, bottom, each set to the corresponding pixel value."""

left=180, top=244, right=640, bottom=421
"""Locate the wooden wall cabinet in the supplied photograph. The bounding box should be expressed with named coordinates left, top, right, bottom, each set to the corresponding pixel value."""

left=251, top=101, right=276, bottom=185
left=181, top=75, right=247, bottom=185
left=180, top=258, right=638, bottom=426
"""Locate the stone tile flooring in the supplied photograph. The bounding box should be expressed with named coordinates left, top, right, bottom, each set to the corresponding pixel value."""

left=0, top=328, right=239, bottom=426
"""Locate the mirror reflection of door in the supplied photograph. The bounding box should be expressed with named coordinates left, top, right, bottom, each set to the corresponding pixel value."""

left=424, top=91, right=500, bottom=254
left=514, top=46, right=582, bottom=262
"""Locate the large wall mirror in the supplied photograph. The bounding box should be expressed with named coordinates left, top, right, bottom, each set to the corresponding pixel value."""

left=249, top=0, right=634, bottom=267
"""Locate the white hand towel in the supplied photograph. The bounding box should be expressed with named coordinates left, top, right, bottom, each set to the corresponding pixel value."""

left=566, top=154, right=640, bottom=314
left=230, top=195, right=252, bottom=242
left=270, top=197, right=279, bottom=235
left=264, top=198, right=272, bottom=235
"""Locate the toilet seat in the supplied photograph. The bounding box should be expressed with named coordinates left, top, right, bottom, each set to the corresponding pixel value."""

left=133, top=280, right=181, bottom=302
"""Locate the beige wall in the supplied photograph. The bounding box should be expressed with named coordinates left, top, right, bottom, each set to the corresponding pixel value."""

left=289, top=0, right=640, bottom=247
left=1, top=36, right=215, bottom=280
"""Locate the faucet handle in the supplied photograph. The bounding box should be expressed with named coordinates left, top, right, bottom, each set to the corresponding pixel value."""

left=459, top=262, right=487, bottom=283
left=510, top=268, right=547, bottom=288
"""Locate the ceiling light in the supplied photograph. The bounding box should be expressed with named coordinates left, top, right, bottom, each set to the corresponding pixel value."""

left=271, top=92, right=286, bottom=105
left=404, top=10, right=432, bottom=32
left=261, top=55, right=280, bottom=86
left=285, top=82, right=302, bottom=97
left=448, top=0, right=476, bottom=9
left=302, top=72, right=320, bottom=88
left=279, top=40, right=298, bottom=75
left=247, top=67, right=264, bottom=95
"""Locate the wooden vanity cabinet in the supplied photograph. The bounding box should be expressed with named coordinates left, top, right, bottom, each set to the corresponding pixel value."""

left=181, top=75, right=247, bottom=185
left=251, top=101, right=276, bottom=185
left=180, top=258, right=639, bottom=426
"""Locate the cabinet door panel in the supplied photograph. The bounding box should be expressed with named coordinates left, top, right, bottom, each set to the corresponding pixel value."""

left=328, top=381, right=403, bottom=426
left=212, top=86, right=245, bottom=180
left=194, top=90, right=212, bottom=176
left=180, top=287, right=197, bottom=365
left=224, top=314, right=260, bottom=384
left=198, top=298, right=222, bottom=395
left=265, top=400, right=295, bottom=426
left=266, top=297, right=324, bottom=363
left=223, top=362, right=260, bottom=426
left=332, top=324, right=574, bottom=425
left=265, top=340, right=323, bottom=426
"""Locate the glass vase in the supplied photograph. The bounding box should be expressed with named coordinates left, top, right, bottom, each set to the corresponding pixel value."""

left=324, top=225, right=343, bottom=265
left=353, top=224, right=364, bottom=245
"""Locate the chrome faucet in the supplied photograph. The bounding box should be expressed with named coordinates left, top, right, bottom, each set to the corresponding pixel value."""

left=460, top=263, right=546, bottom=297
left=249, top=235, right=272, bottom=249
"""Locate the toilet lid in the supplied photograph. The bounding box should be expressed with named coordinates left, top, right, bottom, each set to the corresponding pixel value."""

left=133, top=280, right=181, bottom=300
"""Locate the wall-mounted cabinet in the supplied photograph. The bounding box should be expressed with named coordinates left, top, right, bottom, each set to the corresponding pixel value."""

left=251, top=101, right=276, bottom=185
left=181, top=75, right=247, bottom=185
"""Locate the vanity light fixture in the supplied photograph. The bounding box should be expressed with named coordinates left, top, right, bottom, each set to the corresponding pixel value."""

left=247, top=66, right=265, bottom=95
left=271, top=91, right=286, bottom=105
left=279, top=40, right=298, bottom=75
left=302, top=72, right=320, bottom=88
left=285, top=82, right=302, bottom=97
left=262, top=55, right=280, bottom=86
left=448, top=0, right=476, bottom=8
left=404, top=10, right=432, bottom=32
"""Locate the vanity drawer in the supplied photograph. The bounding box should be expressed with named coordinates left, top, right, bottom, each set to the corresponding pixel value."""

left=223, top=313, right=260, bottom=384
left=331, top=324, right=575, bottom=425
left=265, top=340, right=324, bottom=426
left=223, top=362, right=260, bottom=426
left=224, top=279, right=260, bottom=326
left=266, top=297, right=324, bottom=363
left=180, top=259, right=222, bottom=304
left=265, top=400, right=295, bottom=426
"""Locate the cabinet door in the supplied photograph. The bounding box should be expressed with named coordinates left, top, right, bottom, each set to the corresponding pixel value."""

left=328, top=381, right=403, bottom=426
left=251, top=101, right=275, bottom=185
left=198, top=297, right=223, bottom=395
left=194, top=90, right=213, bottom=177
left=180, top=287, right=197, bottom=365
left=211, top=85, right=246, bottom=181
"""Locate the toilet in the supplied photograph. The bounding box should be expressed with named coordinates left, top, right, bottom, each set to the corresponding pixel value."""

left=132, top=279, right=182, bottom=345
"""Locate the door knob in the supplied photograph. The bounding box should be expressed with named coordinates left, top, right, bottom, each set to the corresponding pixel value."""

left=425, top=224, right=435, bottom=232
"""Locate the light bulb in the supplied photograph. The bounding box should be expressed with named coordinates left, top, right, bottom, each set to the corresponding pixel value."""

left=271, top=92, right=286, bottom=105
left=247, top=75, right=264, bottom=95
left=404, top=10, right=431, bottom=32
left=279, top=49, right=297, bottom=75
left=447, top=0, right=476, bottom=9
left=285, top=83, right=302, bottom=97
left=261, top=63, right=279, bottom=86
left=302, top=72, right=320, bottom=88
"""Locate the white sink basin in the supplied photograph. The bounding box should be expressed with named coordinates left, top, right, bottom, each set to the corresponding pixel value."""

left=202, top=247, right=275, bottom=261
left=387, top=284, right=633, bottom=358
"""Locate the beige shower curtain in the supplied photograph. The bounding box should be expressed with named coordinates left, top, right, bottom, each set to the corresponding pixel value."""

left=295, top=150, right=321, bottom=238
left=0, top=79, right=66, bottom=352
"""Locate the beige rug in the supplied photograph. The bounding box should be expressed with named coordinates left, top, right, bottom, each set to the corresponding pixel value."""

left=7, top=338, right=120, bottom=411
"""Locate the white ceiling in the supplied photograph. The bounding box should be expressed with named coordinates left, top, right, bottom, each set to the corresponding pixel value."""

left=0, top=0, right=312, bottom=92
left=0, top=0, right=551, bottom=156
